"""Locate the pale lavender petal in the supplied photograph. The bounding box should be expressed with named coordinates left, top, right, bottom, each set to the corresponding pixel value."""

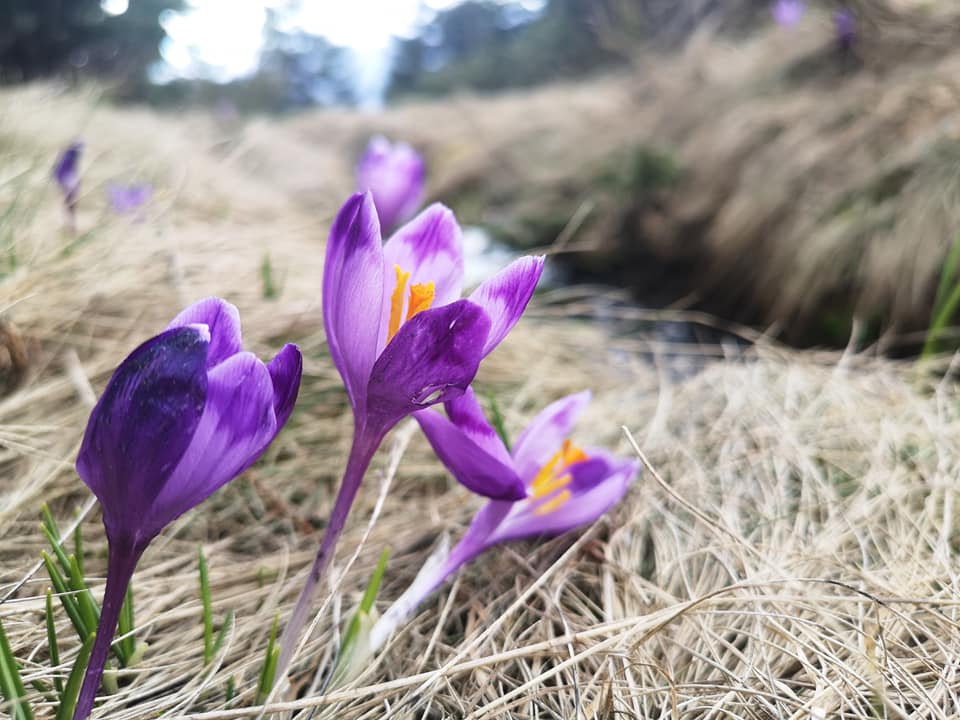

left=366, top=299, right=490, bottom=435
left=510, top=391, right=591, bottom=483
left=468, top=255, right=544, bottom=358
left=356, top=136, right=425, bottom=232
left=488, top=453, right=638, bottom=545
left=148, top=352, right=278, bottom=537
left=444, top=387, right=512, bottom=466
left=267, top=343, right=302, bottom=428
left=415, top=407, right=525, bottom=500
left=378, top=204, right=465, bottom=351
left=76, top=326, right=210, bottom=542
left=323, top=192, right=385, bottom=421
left=167, top=297, right=242, bottom=369
left=772, top=0, right=805, bottom=26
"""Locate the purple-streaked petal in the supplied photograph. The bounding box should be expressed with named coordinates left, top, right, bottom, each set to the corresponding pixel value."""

left=378, top=204, right=465, bottom=351
left=148, top=352, right=278, bottom=536
left=468, top=255, right=544, bottom=358
left=488, top=453, right=638, bottom=545
left=415, top=407, right=525, bottom=500
left=167, top=297, right=242, bottom=369
left=365, top=299, right=490, bottom=435
left=76, top=325, right=210, bottom=542
left=356, top=136, right=425, bottom=232
left=511, top=391, right=591, bottom=483
left=268, top=343, right=302, bottom=429
left=444, top=387, right=513, bottom=466
left=323, top=192, right=385, bottom=421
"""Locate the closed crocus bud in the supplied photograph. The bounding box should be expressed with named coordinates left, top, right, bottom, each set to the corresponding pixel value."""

left=53, top=141, right=83, bottom=223
left=356, top=136, right=426, bottom=233
left=72, top=297, right=302, bottom=720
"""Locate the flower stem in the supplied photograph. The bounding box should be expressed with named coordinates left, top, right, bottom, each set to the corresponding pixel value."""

left=72, top=541, right=141, bottom=720
left=275, top=427, right=382, bottom=680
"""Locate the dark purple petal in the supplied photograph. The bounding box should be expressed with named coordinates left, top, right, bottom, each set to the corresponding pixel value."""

left=511, top=391, right=591, bottom=483
left=356, top=136, right=425, bottom=232
left=415, top=407, right=526, bottom=500
left=268, top=343, right=302, bottom=428
left=323, top=192, right=385, bottom=421
left=365, top=299, right=490, bottom=434
left=468, top=255, right=544, bottom=358
left=487, top=453, right=638, bottom=545
left=379, top=204, right=464, bottom=351
left=443, top=387, right=513, bottom=466
left=53, top=141, right=83, bottom=212
left=76, top=325, right=210, bottom=543
left=167, top=297, right=243, bottom=369
left=148, top=351, right=278, bottom=536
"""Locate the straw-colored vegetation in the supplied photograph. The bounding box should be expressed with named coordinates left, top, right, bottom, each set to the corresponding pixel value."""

left=3, top=36, right=960, bottom=719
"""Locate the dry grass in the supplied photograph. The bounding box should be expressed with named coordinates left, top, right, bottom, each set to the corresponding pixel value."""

left=2, top=81, right=960, bottom=719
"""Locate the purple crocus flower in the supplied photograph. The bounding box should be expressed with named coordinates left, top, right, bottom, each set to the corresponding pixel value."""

left=356, top=135, right=426, bottom=233
left=835, top=9, right=856, bottom=53
left=107, top=183, right=152, bottom=215
left=276, top=192, right=543, bottom=673
left=771, top=0, right=805, bottom=27
left=53, top=141, right=83, bottom=225
left=72, top=297, right=302, bottom=720
left=367, top=389, right=638, bottom=652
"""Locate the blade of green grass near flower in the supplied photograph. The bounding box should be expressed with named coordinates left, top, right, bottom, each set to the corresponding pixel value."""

left=67, top=556, right=99, bottom=639
left=45, top=591, right=64, bottom=697
left=260, top=253, right=277, bottom=300
left=117, top=585, right=135, bottom=663
left=487, top=393, right=511, bottom=451
left=41, top=552, right=89, bottom=642
left=255, top=615, right=280, bottom=705
left=54, top=634, right=94, bottom=720
left=0, top=616, right=34, bottom=720
left=198, top=546, right=214, bottom=664
left=922, top=232, right=960, bottom=358
left=73, top=524, right=84, bottom=578
left=330, top=548, right=390, bottom=688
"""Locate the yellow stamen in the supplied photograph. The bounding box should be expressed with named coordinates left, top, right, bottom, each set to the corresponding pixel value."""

left=534, top=489, right=572, bottom=516
left=388, top=265, right=411, bottom=342
left=530, top=439, right=588, bottom=500
left=406, top=281, right=435, bottom=321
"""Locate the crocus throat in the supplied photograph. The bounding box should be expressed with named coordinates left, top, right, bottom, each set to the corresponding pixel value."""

left=387, top=264, right=436, bottom=342
left=530, top=439, right=588, bottom=515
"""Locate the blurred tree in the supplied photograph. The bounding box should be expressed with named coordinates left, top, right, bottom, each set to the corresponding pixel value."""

left=0, top=0, right=183, bottom=85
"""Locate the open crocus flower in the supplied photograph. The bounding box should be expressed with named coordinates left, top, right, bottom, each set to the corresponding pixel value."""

left=356, top=135, right=425, bottom=233
left=771, top=0, right=805, bottom=27
left=72, top=297, right=302, bottom=720
left=276, top=191, right=543, bottom=673
left=365, top=389, right=638, bottom=653
left=53, top=140, right=83, bottom=228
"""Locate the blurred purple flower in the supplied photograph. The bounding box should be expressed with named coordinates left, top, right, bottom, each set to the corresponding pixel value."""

left=356, top=135, right=426, bottom=233
left=53, top=141, right=83, bottom=220
left=771, top=0, right=805, bottom=27
left=368, top=389, right=638, bottom=651
left=107, top=183, right=152, bottom=215
left=835, top=9, right=856, bottom=52
left=276, top=192, right=544, bottom=674
left=72, top=298, right=302, bottom=720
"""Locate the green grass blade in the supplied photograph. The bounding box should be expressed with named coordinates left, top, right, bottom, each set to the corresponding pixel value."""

left=72, top=525, right=84, bottom=578
left=66, top=556, right=99, bottom=643
left=0, top=616, right=34, bottom=720
left=41, top=525, right=72, bottom=580
left=41, top=552, right=88, bottom=641
left=44, top=591, right=63, bottom=698
left=933, top=231, right=960, bottom=312
left=923, top=277, right=960, bottom=358
left=487, top=393, right=511, bottom=451
left=210, top=610, right=233, bottom=661
left=54, top=634, right=94, bottom=720
left=261, top=253, right=277, bottom=300
left=117, top=585, right=135, bottom=665
left=255, top=615, right=280, bottom=705
left=198, top=546, right=214, bottom=665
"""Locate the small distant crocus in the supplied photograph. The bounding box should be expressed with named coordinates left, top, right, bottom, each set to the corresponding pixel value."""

left=53, top=141, right=83, bottom=228
left=356, top=135, right=425, bottom=233
left=107, top=183, right=152, bottom=216
left=366, top=389, right=638, bottom=652
left=72, top=298, right=302, bottom=720
left=835, top=9, right=856, bottom=54
left=276, top=192, right=543, bottom=673
left=771, top=0, right=805, bottom=27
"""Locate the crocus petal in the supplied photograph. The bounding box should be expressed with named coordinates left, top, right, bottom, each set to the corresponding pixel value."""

left=356, top=137, right=425, bottom=232
left=444, top=387, right=513, bottom=466
left=488, top=453, right=638, bottom=545
left=510, top=391, right=591, bottom=483
left=148, top=351, right=278, bottom=536
left=379, top=204, right=465, bottom=350
left=167, top=297, right=243, bottom=369
left=76, top=326, right=210, bottom=542
left=323, top=192, right=385, bottom=421
left=268, top=343, right=303, bottom=429
left=415, top=407, right=526, bottom=500
left=468, top=255, right=545, bottom=358
left=366, top=299, right=491, bottom=434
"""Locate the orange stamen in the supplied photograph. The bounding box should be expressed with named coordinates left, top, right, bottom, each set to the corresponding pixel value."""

left=534, top=489, right=572, bottom=516
left=530, top=440, right=588, bottom=501
left=388, top=265, right=411, bottom=343
left=406, top=281, right=435, bottom=321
